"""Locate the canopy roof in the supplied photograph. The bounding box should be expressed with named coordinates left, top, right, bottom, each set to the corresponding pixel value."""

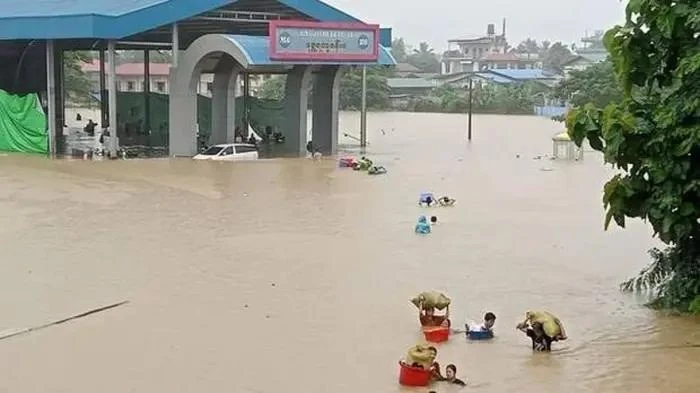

left=0, top=0, right=362, bottom=41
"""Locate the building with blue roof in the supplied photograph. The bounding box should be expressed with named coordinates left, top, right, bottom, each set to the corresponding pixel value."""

left=0, top=0, right=396, bottom=157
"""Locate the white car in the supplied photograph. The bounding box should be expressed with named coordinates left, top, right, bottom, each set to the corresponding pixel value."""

left=192, top=144, right=259, bottom=161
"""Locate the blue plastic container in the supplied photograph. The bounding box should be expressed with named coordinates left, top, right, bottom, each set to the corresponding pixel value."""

left=466, top=329, right=494, bottom=340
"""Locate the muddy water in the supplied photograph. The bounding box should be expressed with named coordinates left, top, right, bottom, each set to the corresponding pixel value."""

left=0, top=112, right=698, bottom=393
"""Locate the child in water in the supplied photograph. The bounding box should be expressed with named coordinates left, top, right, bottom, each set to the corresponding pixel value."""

left=467, top=312, right=496, bottom=333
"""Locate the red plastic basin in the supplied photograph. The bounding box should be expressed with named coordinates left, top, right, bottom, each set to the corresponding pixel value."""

left=338, top=157, right=356, bottom=167
left=398, top=362, right=431, bottom=386
left=423, top=326, right=450, bottom=343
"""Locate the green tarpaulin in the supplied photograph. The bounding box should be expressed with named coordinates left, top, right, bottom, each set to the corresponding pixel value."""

left=0, top=89, right=47, bottom=154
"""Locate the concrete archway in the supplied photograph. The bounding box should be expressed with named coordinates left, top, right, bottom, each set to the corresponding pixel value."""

left=169, top=34, right=251, bottom=156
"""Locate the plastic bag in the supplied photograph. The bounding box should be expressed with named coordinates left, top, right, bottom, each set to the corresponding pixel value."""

left=419, top=192, right=435, bottom=204
left=526, top=311, right=561, bottom=338
left=405, top=344, right=436, bottom=369
left=415, top=216, right=431, bottom=234
left=410, top=291, right=451, bottom=310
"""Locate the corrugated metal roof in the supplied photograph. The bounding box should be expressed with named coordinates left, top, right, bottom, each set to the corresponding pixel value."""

left=488, top=69, right=557, bottom=80
left=1, top=0, right=174, bottom=17
left=473, top=72, right=514, bottom=84
left=386, top=78, right=436, bottom=89
left=0, top=0, right=362, bottom=40
left=225, top=34, right=395, bottom=66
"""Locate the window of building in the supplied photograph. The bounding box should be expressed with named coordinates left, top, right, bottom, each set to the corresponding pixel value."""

left=156, top=82, right=166, bottom=92
left=207, top=82, right=213, bottom=93
left=127, top=81, right=135, bottom=91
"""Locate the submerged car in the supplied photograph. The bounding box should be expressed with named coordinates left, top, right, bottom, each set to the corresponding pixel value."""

left=192, top=144, right=259, bottom=161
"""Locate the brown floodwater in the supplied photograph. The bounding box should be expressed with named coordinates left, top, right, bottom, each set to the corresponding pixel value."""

left=0, top=112, right=698, bottom=393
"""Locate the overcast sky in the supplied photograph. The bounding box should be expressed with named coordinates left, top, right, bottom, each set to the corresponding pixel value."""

left=325, top=0, right=627, bottom=51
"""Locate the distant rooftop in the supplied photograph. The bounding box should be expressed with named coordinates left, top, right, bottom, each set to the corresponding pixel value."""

left=81, top=60, right=171, bottom=76
left=387, top=78, right=436, bottom=89
left=395, top=63, right=422, bottom=73
left=489, top=69, right=558, bottom=80
left=447, top=36, right=494, bottom=43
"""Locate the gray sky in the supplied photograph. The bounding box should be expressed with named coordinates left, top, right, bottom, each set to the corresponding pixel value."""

left=326, top=0, right=627, bottom=51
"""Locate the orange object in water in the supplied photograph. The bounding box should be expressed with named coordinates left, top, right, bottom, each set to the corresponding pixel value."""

left=398, top=362, right=431, bottom=386
left=423, top=326, right=450, bottom=343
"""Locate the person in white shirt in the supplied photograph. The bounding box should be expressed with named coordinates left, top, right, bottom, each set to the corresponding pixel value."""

left=466, top=312, right=496, bottom=333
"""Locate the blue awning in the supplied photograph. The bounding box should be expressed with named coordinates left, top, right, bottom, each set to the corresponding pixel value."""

left=225, top=35, right=396, bottom=66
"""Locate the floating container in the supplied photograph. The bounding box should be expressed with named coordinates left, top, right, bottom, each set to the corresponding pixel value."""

left=423, top=326, right=449, bottom=343
left=398, top=362, right=431, bottom=386
left=466, top=329, right=494, bottom=340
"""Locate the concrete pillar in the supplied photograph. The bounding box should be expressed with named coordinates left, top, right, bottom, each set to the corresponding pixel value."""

left=283, top=66, right=312, bottom=156
left=211, top=57, right=240, bottom=145
left=172, top=23, right=179, bottom=68
left=107, top=40, right=118, bottom=156
left=312, top=66, right=343, bottom=155
left=99, top=50, right=108, bottom=127
left=45, top=40, right=56, bottom=156
left=144, top=50, right=151, bottom=134
left=226, top=72, right=239, bottom=142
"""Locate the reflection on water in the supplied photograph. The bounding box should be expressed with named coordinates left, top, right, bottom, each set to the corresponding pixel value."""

left=0, top=112, right=698, bottom=393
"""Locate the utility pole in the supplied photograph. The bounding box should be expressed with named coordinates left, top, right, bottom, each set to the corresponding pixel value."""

left=360, top=65, right=367, bottom=148
left=467, top=76, right=473, bottom=141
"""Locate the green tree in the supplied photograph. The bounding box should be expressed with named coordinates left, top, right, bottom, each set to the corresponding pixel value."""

left=406, top=42, right=440, bottom=73
left=542, top=42, right=573, bottom=69
left=566, top=0, right=700, bottom=312
left=63, top=51, right=93, bottom=103
left=516, top=38, right=540, bottom=54
left=258, top=75, right=286, bottom=101
left=391, top=38, right=408, bottom=63
left=339, top=67, right=390, bottom=110
left=553, top=61, right=622, bottom=107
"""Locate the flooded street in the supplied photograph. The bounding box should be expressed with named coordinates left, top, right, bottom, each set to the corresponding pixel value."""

left=0, top=112, right=698, bottom=393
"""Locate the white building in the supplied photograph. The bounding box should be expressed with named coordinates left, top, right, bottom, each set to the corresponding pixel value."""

left=440, top=20, right=543, bottom=75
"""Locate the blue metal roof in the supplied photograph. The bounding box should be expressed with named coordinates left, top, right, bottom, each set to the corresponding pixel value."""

left=226, top=35, right=395, bottom=66
left=0, top=0, right=363, bottom=40
left=473, top=72, right=514, bottom=84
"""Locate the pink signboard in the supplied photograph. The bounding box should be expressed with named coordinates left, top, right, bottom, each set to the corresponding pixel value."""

left=269, top=20, right=380, bottom=62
